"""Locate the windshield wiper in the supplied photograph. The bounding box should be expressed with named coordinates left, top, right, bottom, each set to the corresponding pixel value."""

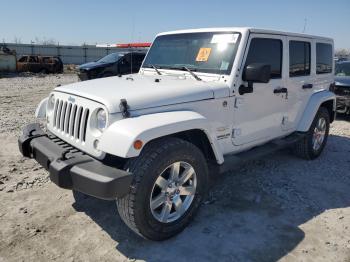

left=162, top=65, right=202, bottom=81
left=149, top=64, right=162, bottom=75
left=181, top=66, right=201, bottom=81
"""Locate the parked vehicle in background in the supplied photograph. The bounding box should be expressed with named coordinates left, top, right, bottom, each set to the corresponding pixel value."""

left=0, top=45, right=17, bottom=72
left=77, top=51, right=146, bottom=81
left=19, top=27, right=335, bottom=240
left=17, top=55, right=63, bottom=73
left=334, top=61, right=350, bottom=114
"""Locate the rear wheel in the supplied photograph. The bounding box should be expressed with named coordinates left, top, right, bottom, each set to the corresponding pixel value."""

left=116, top=137, right=208, bottom=240
left=293, top=107, right=330, bottom=159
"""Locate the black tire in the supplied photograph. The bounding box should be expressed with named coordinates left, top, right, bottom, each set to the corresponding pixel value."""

left=72, top=190, right=91, bottom=203
left=293, top=107, right=330, bottom=160
left=116, top=137, right=208, bottom=240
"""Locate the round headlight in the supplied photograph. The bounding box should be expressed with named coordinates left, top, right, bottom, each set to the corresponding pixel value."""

left=96, top=109, right=107, bottom=131
left=48, top=94, right=55, bottom=110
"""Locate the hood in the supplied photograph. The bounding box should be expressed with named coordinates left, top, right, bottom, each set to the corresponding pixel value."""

left=78, top=61, right=112, bottom=71
left=54, top=74, right=229, bottom=113
left=335, top=76, right=350, bottom=87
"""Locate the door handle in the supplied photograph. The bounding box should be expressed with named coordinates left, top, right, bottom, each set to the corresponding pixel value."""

left=273, top=87, right=288, bottom=94
left=302, top=83, right=313, bottom=89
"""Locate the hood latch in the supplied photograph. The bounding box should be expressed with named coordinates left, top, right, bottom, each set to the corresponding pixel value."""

left=119, top=99, right=130, bottom=118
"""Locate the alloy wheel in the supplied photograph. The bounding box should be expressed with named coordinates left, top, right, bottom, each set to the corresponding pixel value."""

left=149, top=161, right=197, bottom=223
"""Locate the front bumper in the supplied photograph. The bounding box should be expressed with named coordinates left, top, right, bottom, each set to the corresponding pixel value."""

left=18, top=123, right=133, bottom=200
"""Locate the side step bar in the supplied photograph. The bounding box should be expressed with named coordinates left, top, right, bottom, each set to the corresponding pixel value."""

left=218, top=132, right=305, bottom=174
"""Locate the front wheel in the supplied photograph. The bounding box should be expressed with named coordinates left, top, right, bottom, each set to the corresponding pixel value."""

left=293, top=107, right=330, bottom=159
left=116, top=137, right=208, bottom=240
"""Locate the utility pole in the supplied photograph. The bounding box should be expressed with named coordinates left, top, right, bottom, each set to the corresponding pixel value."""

left=30, top=40, right=35, bottom=55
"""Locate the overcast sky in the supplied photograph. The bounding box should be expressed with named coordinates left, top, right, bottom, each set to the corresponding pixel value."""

left=1, top=0, right=349, bottom=48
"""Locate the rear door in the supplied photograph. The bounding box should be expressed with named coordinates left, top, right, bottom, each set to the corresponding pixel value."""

left=232, top=34, right=289, bottom=146
left=285, top=37, right=313, bottom=129
left=28, top=56, right=40, bottom=72
left=42, top=57, right=53, bottom=72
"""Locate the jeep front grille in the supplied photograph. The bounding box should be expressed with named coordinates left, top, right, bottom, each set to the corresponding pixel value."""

left=53, top=99, right=90, bottom=142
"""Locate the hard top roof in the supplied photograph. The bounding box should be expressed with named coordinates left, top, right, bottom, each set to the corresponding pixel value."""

left=157, top=27, right=333, bottom=42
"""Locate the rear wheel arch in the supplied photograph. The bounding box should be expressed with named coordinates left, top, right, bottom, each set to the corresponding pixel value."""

left=293, top=106, right=330, bottom=160
left=320, top=99, right=335, bottom=123
left=297, top=91, right=336, bottom=132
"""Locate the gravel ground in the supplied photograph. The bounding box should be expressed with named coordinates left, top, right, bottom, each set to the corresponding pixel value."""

left=0, top=74, right=349, bottom=262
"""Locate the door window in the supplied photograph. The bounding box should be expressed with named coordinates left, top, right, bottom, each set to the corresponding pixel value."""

left=18, top=56, right=28, bottom=62
left=289, top=41, right=311, bottom=77
left=245, top=38, right=282, bottom=78
left=29, top=56, right=38, bottom=63
left=316, top=43, right=333, bottom=74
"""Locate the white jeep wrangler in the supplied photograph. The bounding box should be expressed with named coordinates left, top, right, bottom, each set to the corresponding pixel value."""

left=19, top=27, right=335, bottom=240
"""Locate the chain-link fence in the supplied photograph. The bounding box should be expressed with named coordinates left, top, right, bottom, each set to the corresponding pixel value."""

left=2, top=43, right=147, bottom=65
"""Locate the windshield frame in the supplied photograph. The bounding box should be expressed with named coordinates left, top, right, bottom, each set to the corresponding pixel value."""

left=142, top=31, right=242, bottom=75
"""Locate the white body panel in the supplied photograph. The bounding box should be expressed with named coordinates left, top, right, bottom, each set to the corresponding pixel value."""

left=35, top=98, right=48, bottom=118
left=98, top=111, right=224, bottom=163
left=232, top=33, right=289, bottom=146
left=55, top=74, right=229, bottom=113
left=46, top=91, right=112, bottom=159
left=297, top=90, right=335, bottom=131
left=36, top=27, right=335, bottom=164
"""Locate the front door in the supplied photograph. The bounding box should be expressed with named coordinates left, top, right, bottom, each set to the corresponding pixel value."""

left=232, top=34, right=288, bottom=146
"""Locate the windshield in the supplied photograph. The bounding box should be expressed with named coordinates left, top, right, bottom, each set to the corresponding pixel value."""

left=143, top=32, right=241, bottom=75
left=97, top=53, right=123, bottom=63
left=335, top=62, right=350, bottom=76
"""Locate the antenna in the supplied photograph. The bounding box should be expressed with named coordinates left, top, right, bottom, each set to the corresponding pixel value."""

left=130, top=17, right=135, bottom=75
left=302, top=18, right=307, bottom=33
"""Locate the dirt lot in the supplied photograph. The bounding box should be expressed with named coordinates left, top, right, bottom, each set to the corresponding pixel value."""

left=0, top=74, right=349, bottom=262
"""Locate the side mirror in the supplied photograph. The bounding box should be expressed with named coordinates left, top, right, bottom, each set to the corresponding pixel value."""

left=239, top=63, right=271, bottom=95
left=243, top=63, right=271, bottom=83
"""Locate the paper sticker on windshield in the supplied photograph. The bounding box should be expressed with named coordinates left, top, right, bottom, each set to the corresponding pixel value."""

left=220, top=61, right=229, bottom=70
left=196, top=48, right=211, bottom=62
left=211, top=33, right=239, bottom=44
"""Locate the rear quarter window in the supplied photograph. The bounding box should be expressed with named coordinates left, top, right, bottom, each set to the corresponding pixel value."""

left=316, top=43, right=333, bottom=74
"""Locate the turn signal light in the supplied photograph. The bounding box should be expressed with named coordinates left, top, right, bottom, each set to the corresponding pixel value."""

left=133, top=140, right=143, bottom=150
